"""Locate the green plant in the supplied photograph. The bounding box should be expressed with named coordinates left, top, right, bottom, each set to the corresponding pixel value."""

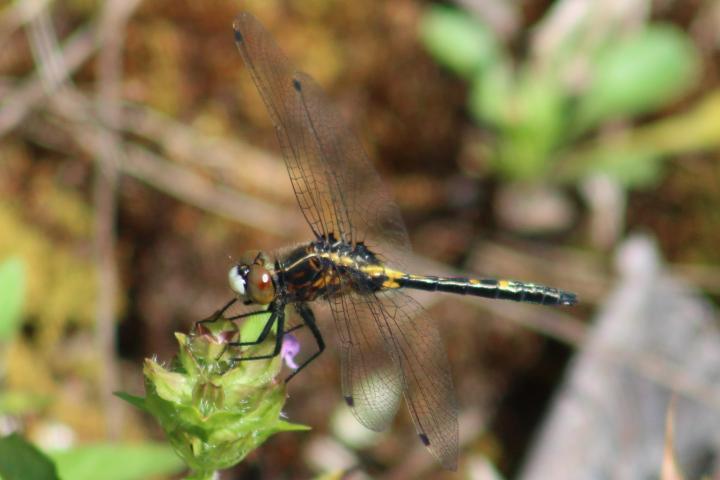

left=420, top=4, right=703, bottom=188
left=0, top=257, right=25, bottom=343
left=0, top=257, right=185, bottom=480
left=118, top=309, right=308, bottom=480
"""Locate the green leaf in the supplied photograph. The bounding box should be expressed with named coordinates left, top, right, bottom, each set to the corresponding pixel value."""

left=626, top=89, right=720, bottom=154
left=240, top=310, right=273, bottom=343
left=113, top=391, right=147, bottom=412
left=47, top=443, right=185, bottom=480
left=0, top=433, right=59, bottom=480
left=480, top=70, right=567, bottom=179
left=469, top=61, right=514, bottom=125
left=0, top=257, right=25, bottom=341
left=576, top=24, right=699, bottom=131
left=588, top=149, right=664, bottom=188
left=557, top=91, right=720, bottom=186
left=275, top=419, right=311, bottom=433
left=420, top=5, right=500, bottom=79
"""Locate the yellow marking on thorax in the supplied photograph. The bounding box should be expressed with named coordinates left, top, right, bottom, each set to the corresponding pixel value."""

left=285, top=252, right=318, bottom=271
left=313, top=272, right=341, bottom=289
left=360, top=264, right=405, bottom=279
left=318, top=252, right=356, bottom=267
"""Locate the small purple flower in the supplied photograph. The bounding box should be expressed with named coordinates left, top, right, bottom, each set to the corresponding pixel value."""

left=281, top=334, right=300, bottom=370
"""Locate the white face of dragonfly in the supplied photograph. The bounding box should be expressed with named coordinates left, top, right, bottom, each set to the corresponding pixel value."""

left=228, top=264, right=248, bottom=297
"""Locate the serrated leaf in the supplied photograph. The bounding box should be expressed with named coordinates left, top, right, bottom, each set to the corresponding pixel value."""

left=0, top=433, right=59, bottom=480
left=47, top=443, right=185, bottom=480
left=420, top=5, right=500, bottom=79
left=0, top=257, right=25, bottom=341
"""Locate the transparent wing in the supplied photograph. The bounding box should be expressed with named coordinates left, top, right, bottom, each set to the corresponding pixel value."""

left=287, top=72, right=412, bottom=266
left=328, top=291, right=404, bottom=431
left=328, top=286, right=459, bottom=470
left=376, top=290, right=459, bottom=470
left=232, top=13, right=412, bottom=267
left=234, top=12, right=457, bottom=467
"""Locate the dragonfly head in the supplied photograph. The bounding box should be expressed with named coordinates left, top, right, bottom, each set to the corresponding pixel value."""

left=228, top=250, right=276, bottom=305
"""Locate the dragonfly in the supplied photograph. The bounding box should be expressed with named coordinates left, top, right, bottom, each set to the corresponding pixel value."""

left=218, top=12, right=578, bottom=471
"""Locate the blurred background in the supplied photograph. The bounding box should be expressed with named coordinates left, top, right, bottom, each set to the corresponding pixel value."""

left=1, top=0, right=720, bottom=478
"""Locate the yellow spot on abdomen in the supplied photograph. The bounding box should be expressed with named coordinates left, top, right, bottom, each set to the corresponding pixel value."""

left=382, top=279, right=400, bottom=289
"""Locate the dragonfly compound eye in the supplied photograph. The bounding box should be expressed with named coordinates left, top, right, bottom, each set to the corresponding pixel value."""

left=228, top=264, right=250, bottom=297
left=247, top=265, right=275, bottom=305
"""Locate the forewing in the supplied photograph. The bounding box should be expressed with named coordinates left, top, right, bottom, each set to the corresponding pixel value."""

left=376, top=290, right=459, bottom=470
left=233, top=13, right=412, bottom=269
left=288, top=72, right=413, bottom=268
left=328, top=291, right=404, bottom=431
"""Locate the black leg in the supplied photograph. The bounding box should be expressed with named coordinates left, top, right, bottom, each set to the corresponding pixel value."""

left=195, top=297, right=237, bottom=328
left=229, top=302, right=286, bottom=362
left=229, top=308, right=278, bottom=347
left=283, top=323, right=305, bottom=335
left=195, top=301, right=271, bottom=343
left=227, top=308, right=272, bottom=322
left=203, top=305, right=279, bottom=363
left=285, top=303, right=325, bottom=383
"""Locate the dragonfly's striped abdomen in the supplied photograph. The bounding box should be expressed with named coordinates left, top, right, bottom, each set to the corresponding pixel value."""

left=395, top=274, right=577, bottom=306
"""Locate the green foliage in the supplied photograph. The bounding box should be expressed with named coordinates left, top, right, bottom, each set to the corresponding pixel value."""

left=583, top=149, right=664, bottom=188
left=420, top=6, right=703, bottom=189
left=0, top=202, right=97, bottom=344
left=240, top=308, right=277, bottom=342
left=420, top=5, right=499, bottom=78
left=468, top=61, right=513, bottom=126
left=0, top=257, right=51, bottom=417
left=0, top=433, right=59, bottom=480
left=0, top=257, right=25, bottom=342
left=576, top=24, right=699, bottom=132
left=119, top=314, right=308, bottom=478
left=112, top=392, right=148, bottom=412
left=473, top=70, right=567, bottom=179
left=559, top=90, right=720, bottom=186
left=0, top=418, right=182, bottom=480
left=47, top=443, right=185, bottom=480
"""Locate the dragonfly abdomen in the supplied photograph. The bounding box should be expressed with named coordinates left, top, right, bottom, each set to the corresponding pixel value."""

left=397, top=275, right=577, bottom=306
